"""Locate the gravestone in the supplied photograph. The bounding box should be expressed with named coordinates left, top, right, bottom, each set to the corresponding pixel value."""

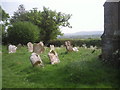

left=48, top=50, right=60, bottom=64
left=73, top=47, right=79, bottom=52
left=101, top=0, right=120, bottom=63
left=82, top=44, right=87, bottom=49
left=33, top=42, right=45, bottom=54
left=27, top=42, right=33, bottom=52
left=65, top=41, right=73, bottom=52
left=50, top=45, right=55, bottom=51
left=30, top=53, right=43, bottom=67
left=8, top=45, right=17, bottom=53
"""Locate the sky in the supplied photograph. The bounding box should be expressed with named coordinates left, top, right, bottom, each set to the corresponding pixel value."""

left=0, top=0, right=106, bottom=34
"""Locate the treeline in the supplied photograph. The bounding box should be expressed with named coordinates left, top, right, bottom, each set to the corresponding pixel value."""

left=48, top=39, right=101, bottom=47
left=1, top=5, right=72, bottom=45
left=1, top=5, right=101, bottom=47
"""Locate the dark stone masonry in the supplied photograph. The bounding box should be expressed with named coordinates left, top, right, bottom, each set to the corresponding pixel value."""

left=101, top=1, right=120, bottom=65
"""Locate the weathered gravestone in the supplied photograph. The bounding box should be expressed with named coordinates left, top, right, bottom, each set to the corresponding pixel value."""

left=30, top=53, right=43, bottom=67
left=82, top=44, right=87, bottom=49
left=65, top=41, right=73, bottom=52
left=101, top=0, right=120, bottom=64
left=73, top=47, right=79, bottom=52
left=27, top=42, right=33, bottom=52
left=48, top=50, right=60, bottom=64
left=33, top=42, right=45, bottom=54
left=50, top=45, right=55, bottom=51
left=65, top=41, right=79, bottom=52
left=17, top=43, right=22, bottom=48
left=8, top=45, right=17, bottom=53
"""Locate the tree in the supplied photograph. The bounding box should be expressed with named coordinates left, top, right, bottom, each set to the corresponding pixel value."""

left=11, top=4, right=26, bottom=23
left=8, top=22, right=40, bottom=45
left=10, top=5, right=72, bottom=44
left=39, top=7, right=72, bottom=44
left=0, top=6, right=10, bottom=44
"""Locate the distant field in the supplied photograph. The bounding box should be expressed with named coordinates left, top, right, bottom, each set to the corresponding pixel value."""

left=58, top=35, right=102, bottom=39
left=2, top=46, right=119, bottom=88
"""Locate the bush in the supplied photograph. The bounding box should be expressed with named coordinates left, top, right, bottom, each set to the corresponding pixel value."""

left=48, top=39, right=101, bottom=47
left=8, top=22, right=40, bottom=45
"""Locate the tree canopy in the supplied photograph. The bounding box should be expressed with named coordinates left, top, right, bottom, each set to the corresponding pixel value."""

left=8, top=21, right=40, bottom=45
left=10, top=5, right=72, bottom=44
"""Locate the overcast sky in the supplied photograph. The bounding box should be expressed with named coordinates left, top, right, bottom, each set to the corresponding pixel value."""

left=0, top=0, right=106, bottom=33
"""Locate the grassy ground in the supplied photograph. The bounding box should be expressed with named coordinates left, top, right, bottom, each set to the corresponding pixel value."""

left=2, top=46, right=120, bottom=88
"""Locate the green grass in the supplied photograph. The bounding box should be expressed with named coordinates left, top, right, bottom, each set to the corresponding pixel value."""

left=2, top=46, right=120, bottom=88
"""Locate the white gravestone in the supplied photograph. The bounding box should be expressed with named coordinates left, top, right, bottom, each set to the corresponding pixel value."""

left=8, top=45, right=17, bottom=53
left=33, top=42, right=45, bottom=54
left=30, top=53, right=43, bottom=67
left=48, top=50, right=60, bottom=64
left=27, top=42, right=33, bottom=52
left=50, top=45, right=55, bottom=51
left=73, top=47, right=79, bottom=52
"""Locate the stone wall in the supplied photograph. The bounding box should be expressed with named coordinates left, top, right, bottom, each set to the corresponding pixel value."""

left=101, top=1, right=120, bottom=64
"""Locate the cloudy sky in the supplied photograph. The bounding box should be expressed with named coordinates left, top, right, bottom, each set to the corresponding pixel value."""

left=1, top=0, right=106, bottom=33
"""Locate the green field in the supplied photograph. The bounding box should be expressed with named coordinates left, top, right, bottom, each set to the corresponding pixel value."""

left=2, top=46, right=119, bottom=88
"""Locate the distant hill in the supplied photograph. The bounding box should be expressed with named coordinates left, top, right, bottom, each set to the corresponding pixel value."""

left=58, top=31, right=103, bottom=39
left=65, top=31, right=103, bottom=35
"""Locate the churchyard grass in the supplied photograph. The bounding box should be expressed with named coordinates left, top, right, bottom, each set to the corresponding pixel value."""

left=2, top=46, right=119, bottom=88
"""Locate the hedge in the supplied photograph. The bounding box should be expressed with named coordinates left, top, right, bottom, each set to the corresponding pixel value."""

left=48, top=39, right=101, bottom=47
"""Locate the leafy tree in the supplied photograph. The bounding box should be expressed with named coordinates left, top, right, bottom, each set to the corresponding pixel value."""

left=10, top=5, right=72, bottom=44
left=8, top=22, right=40, bottom=45
left=0, top=6, right=10, bottom=44
left=39, top=7, right=72, bottom=44
left=11, top=4, right=26, bottom=23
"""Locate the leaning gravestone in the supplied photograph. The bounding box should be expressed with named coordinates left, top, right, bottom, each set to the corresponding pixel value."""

left=33, top=42, right=45, bottom=54
left=8, top=45, right=17, bottom=53
left=27, top=42, right=33, bottom=52
left=65, top=41, right=73, bottom=52
left=30, top=53, right=43, bottom=67
left=48, top=50, right=60, bottom=64
left=101, top=0, right=120, bottom=63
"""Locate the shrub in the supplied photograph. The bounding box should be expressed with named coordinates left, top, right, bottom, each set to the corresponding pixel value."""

left=8, top=22, right=40, bottom=45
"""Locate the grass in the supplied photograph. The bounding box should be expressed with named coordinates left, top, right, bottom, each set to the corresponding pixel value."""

left=2, top=45, right=120, bottom=88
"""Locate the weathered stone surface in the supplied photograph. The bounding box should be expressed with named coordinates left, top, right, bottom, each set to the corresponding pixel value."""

left=33, top=42, right=45, bottom=54
left=27, top=42, right=33, bottom=52
left=101, top=1, right=120, bottom=63
left=30, top=53, right=43, bottom=67
left=48, top=50, right=60, bottom=64
left=8, top=45, right=17, bottom=53
left=65, top=41, right=73, bottom=52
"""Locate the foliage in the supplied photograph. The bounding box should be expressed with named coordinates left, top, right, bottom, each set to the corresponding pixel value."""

left=0, top=6, right=10, bottom=21
left=10, top=5, right=72, bottom=44
left=7, top=21, right=40, bottom=45
left=39, top=7, right=72, bottom=44
left=10, top=4, right=26, bottom=23
left=0, top=6, right=10, bottom=44
left=2, top=46, right=120, bottom=88
left=49, top=39, right=101, bottom=47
